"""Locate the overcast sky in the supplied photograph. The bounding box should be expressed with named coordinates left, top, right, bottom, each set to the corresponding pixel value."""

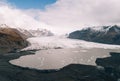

left=0, top=0, right=120, bottom=34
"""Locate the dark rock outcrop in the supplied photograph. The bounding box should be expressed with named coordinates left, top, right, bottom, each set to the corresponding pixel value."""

left=95, top=52, right=120, bottom=81
left=68, top=25, right=120, bottom=45
left=0, top=27, right=29, bottom=53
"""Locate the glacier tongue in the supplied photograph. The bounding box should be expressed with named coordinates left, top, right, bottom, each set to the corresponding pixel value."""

left=22, top=36, right=120, bottom=51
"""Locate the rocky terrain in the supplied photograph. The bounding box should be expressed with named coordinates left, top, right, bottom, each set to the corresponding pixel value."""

left=0, top=50, right=119, bottom=81
left=68, top=25, right=120, bottom=45
left=0, top=26, right=29, bottom=53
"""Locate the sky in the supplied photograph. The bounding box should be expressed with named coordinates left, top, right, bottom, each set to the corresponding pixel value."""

left=0, top=0, right=120, bottom=34
left=7, top=0, right=56, bottom=9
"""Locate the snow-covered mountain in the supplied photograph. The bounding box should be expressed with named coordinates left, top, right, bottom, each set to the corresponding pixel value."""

left=29, top=29, right=54, bottom=37
left=68, top=25, right=120, bottom=45
left=17, top=28, right=54, bottom=37
left=0, top=24, right=10, bottom=28
left=0, top=24, right=54, bottom=37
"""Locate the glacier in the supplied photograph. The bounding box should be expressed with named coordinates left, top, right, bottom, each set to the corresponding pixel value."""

left=22, top=36, right=120, bottom=51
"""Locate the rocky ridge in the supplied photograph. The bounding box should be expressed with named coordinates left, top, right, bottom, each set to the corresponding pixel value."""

left=0, top=24, right=29, bottom=53
left=68, top=25, right=120, bottom=45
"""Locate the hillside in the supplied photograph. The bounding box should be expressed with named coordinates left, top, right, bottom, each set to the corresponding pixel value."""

left=68, top=25, right=120, bottom=45
left=0, top=26, right=29, bottom=53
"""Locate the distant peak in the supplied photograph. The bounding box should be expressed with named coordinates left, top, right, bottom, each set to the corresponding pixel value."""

left=83, top=25, right=120, bottom=32
left=0, top=24, right=9, bottom=28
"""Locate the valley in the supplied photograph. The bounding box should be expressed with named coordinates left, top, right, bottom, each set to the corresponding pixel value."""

left=0, top=24, right=120, bottom=81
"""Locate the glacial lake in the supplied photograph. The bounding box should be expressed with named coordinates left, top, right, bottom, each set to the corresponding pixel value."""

left=10, top=48, right=120, bottom=70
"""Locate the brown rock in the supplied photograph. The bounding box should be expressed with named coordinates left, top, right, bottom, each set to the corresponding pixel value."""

left=0, top=27, right=29, bottom=53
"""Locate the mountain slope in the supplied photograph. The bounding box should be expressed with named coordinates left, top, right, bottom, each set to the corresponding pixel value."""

left=17, top=28, right=54, bottom=37
left=68, top=25, right=120, bottom=45
left=0, top=26, right=29, bottom=53
left=0, top=24, right=54, bottom=38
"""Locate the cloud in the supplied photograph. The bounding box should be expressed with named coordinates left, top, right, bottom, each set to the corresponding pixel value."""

left=0, top=0, right=120, bottom=34
left=37, top=0, right=120, bottom=32
left=0, top=0, right=53, bottom=32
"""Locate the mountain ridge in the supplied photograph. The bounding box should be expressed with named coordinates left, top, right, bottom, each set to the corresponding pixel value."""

left=0, top=24, right=54, bottom=37
left=68, top=25, right=120, bottom=45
